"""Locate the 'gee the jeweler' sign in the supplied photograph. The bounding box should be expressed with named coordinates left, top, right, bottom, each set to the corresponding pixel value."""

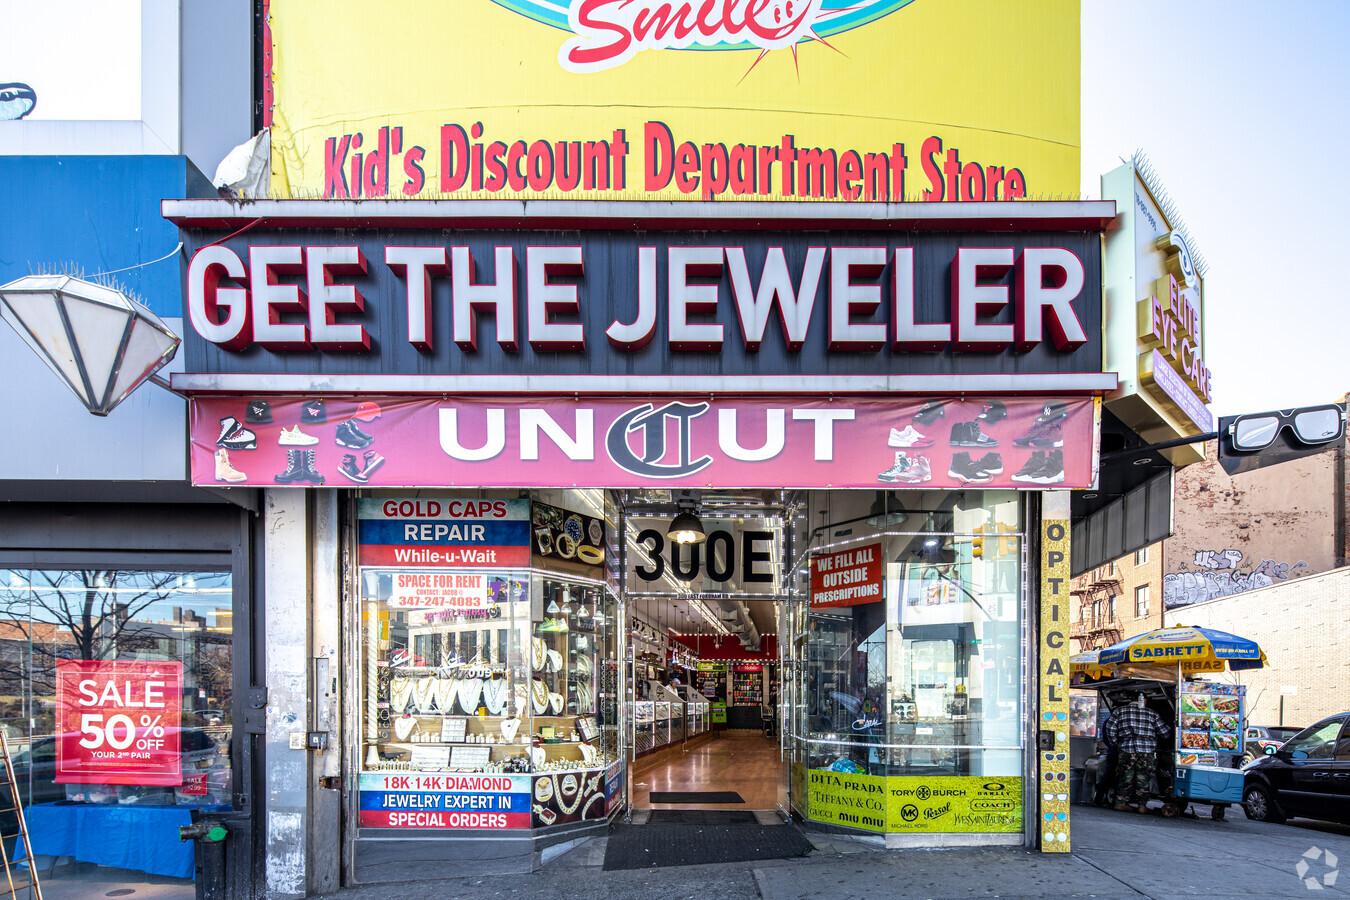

left=176, top=226, right=1105, bottom=382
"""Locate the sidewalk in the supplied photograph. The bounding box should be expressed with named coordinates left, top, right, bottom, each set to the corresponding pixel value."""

left=315, top=804, right=1350, bottom=900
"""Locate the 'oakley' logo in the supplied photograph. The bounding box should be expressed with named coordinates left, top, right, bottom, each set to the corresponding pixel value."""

left=606, top=401, right=713, bottom=478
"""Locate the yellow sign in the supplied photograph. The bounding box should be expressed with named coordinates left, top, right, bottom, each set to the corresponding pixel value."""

left=805, top=767, right=887, bottom=832
left=798, top=766, right=1021, bottom=833
left=267, top=1, right=1080, bottom=201
left=887, top=776, right=1021, bottom=833
left=1039, top=517, right=1071, bottom=852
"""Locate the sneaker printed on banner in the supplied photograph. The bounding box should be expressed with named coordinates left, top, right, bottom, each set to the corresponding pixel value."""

left=335, top=421, right=373, bottom=449
left=1013, top=418, right=1064, bottom=449
left=950, top=421, right=998, bottom=449
left=912, top=401, right=945, bottom=427
left=361, top=449, right=386, bottom=479
left=1014, top=401, right=1069, bottom=448
left=888, top=425, right=935, bottom=448
left=949, top=452, right=994, bottom=485
left=339, top=454, right=369, bottom=484
left=217, top=417, right=257, bottom=451
left=894, top=455, right=932, bottom=484
left=1012, top=450, right=1065, bottom=485
left=279, top=425, right=319, bottom=446
left=876, top=452, right=913, bottom=483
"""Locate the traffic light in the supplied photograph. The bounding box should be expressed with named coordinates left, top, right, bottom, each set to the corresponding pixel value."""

left=972, top=525, right=985, bottom=559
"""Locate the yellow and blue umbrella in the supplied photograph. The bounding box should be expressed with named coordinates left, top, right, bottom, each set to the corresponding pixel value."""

left=1097, top=626, right=1267, bottom=671
left=1069, top=650, right=1112, bottom=677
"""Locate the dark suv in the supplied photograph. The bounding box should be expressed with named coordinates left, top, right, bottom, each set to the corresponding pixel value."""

left=1242, top=713, right=1350, bottom=824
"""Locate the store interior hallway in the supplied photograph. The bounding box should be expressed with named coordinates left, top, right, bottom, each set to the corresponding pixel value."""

left=633, top=730, right=788, bottom=811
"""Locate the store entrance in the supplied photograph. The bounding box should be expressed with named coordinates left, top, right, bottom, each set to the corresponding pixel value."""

left=621, top=490, right=789, bottom=815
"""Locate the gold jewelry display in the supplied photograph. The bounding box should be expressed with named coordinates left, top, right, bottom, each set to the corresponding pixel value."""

left=531, top=637, right=546, bottom=672
left=548, top=691, right=565, bottom=715
left=546, top=648, right=563, bottom=673
left=411, top=675, right=435, bottom=712
left=534, top=776, right=554, bottom=804
left=531, top=678, right=549, bottom=714
left=390, top=676, right=413, bottom=713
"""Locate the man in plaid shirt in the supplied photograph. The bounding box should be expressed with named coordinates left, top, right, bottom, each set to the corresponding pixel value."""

left=1104, top=695, right=1170, bottom=812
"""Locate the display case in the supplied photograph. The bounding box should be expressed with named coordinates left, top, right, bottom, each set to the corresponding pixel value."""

left=681, top=688, right=711, bottom=737
left=358, top=554, right=620, bottom=829
left=634, top=700, right=655, bottom=754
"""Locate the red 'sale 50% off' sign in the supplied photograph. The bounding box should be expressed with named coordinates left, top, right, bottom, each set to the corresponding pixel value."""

left=55, top=660, right=184, bottom=786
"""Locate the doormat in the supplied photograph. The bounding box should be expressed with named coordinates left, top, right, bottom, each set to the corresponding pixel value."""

left=649, top=791, right=745, bottom=804
left=602, top=823, right=813, bottom=871
left=648, top=810, right=758, bottom=825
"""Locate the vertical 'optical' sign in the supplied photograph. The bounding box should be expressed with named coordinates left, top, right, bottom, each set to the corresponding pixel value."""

left=1039, top=519, right=1071, bottom=852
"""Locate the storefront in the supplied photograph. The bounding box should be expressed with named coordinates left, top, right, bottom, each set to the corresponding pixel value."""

left=159, top=196, right=1114, bottom=883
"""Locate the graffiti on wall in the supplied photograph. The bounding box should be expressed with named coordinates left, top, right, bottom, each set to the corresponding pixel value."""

left=1164, top=549, right=1307, bottom=609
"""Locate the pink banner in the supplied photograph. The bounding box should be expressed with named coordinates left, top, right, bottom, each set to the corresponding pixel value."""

left=192, top=395, right=1098, bottom=490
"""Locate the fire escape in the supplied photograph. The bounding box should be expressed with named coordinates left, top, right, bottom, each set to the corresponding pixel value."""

left=1070, top=567, right=1124, bottom=650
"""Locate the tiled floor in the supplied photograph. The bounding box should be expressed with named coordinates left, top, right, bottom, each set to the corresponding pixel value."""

left=632, top=730, right=788, bottom=811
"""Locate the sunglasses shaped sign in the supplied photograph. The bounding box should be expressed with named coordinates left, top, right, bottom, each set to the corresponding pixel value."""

left=1219, top=403, right=1346, bottom=476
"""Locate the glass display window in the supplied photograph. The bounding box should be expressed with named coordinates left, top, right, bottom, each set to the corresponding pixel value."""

left=359, top=570, right=618, bottom=779
left=790, top=490, right=1026, bottom=780
left=0, top=567, right=234, bottom=885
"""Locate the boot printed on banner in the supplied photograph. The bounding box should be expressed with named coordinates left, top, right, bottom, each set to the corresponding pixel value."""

left=215, top=449, right=246, bottom=483
left=275, top=448, right=325, bottom=485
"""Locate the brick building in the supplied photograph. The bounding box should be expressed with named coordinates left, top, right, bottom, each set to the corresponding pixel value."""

left=1070, top=541, right=1165, bottom=653
left=1164, top=567, right=1350, bottom=727
left=1072, top=403, right=1348, bottom=724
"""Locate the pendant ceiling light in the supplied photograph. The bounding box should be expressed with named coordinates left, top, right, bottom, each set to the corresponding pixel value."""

left=668, top=500, right=706, bottom=545
left=0, top=274, right=180, bottom=416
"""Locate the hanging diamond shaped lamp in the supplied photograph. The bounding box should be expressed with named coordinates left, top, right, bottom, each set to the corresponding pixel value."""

left=0, top=275, right=180, bottom=416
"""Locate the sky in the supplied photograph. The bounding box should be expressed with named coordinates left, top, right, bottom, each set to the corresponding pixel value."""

left=1081, top=1, right=1349, bottom=417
